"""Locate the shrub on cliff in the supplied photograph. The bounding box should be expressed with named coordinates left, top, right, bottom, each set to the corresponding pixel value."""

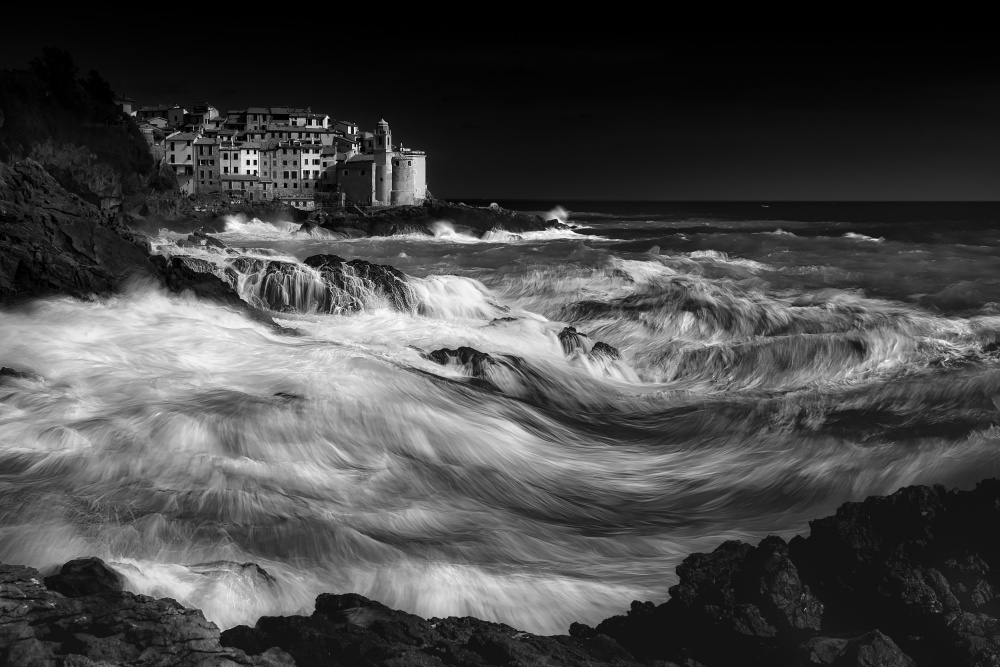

left=0, top=48, right=153, bottom=199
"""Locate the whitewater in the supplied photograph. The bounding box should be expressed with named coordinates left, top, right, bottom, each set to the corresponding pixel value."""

left=3, top=203, right=1000, bottom=636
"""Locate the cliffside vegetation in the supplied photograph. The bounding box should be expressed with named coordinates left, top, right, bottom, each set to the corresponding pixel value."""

left=0, top=48, right=161, bottom=204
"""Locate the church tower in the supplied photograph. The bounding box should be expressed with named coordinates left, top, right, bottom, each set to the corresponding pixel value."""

left=374, top=118, right=393, bottom=205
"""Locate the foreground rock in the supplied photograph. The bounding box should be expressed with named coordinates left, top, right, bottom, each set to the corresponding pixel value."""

left=4, top=479, right=1000, bottom=665
left=221, top=593, right=643, bottom=667
left=0, top=561, right=292, bottom=666
left=0, top=159, right=154, bottom=303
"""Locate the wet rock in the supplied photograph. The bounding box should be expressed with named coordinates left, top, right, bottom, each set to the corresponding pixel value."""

left=590, top=341, right=622, bottom=360
left=189, top=561, right=278, bottom=589
left=188, top=229, right=227, bottom=248
left=426, top=347, right=497, bottom=378
left=43, top=557, right=125, bottom=597
left=0, top=560, right=291, bottom=666
left=558, top=325, right=589, bottom=354
left=150, top=254, right=284, bottom=332
left=304, top=254, right=415, bottom=311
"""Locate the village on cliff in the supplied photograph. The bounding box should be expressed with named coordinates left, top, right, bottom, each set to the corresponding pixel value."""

left=116, top=98, right=427, bottom=211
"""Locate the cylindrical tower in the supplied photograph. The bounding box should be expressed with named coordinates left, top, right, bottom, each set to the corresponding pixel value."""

left=391, top=156, right=416, bottom=205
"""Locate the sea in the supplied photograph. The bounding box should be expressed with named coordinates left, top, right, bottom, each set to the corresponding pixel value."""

left=2, top=200, right=1000, bottom=635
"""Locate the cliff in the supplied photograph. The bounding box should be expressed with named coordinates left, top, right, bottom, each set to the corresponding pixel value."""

left=2, top=479, right=998, bottom=666
left=0, top=159, right=154, bottom=302
left=0, top=51, right=160, bottom=207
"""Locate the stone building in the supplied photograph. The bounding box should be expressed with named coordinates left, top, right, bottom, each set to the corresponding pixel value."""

left=339, top=156, right=376, bottom=205
left=165, top=131, right=199, bottom=176
left=194, top=137, right=220, bottom=192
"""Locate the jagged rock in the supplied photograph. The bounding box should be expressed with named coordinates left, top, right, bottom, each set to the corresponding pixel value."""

left=797, top=630, right=915, bottom=666
left=558, top=325, right=589, bottom=354
left=426, top=347, right=498, bottom=378
left=590, top=341, right=622, bottom=360
left=43, top=557, right=125, bottom=597
left=222, top=592, right=639, bottom=667
left=304, top=254, right=414, bottom=311
left=0, top=560, right=293, bottom=666
left=0, top=159, right=155, bottom=303
left=150, top=254, right=285, bottom=332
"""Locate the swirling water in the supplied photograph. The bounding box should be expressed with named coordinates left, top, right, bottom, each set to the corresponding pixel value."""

left=2, top=201, right=1000, bottom=635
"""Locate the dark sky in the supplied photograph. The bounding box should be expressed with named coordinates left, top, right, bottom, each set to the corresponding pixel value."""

left=3, top=15, right=999, bottom=201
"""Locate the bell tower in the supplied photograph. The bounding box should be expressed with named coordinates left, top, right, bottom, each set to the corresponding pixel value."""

left=374, top=118, right=393, bottom=205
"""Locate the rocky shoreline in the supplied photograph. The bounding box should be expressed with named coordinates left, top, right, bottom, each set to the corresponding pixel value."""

left=2, top=479, right=999, bottom=666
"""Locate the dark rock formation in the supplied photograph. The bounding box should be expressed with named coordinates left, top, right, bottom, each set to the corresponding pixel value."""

left=558, top=325, right=589, bottom=354
left=5, top=480, right=1000, bottom=665
left=0, top=559, right=292, bottom=666
left=221, top=592, right=645, bottom=667
left=316, top=200, right=564, bottom=239
left=304, top=254, right=415, bottom=311
left=0, top=159, right=154, bottom=303
left=43, top=556, right=125, bottom=597
left=426, top=346, right=499, bottom=378
left=150, top=254, right=288, bottom=332
left=590, top=341, right=622, bottom=360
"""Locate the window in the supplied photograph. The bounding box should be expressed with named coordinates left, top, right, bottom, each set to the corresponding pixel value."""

left=246, top=160, right=250, bottom=165
left=272, top=171, right=277, bottom=178
left=200, top=170, right=204, bottom=178
left=293, top=183, right=298, bottom=188
left=283, top=171, right=289, bottom=179
left=407, top=161, right=411, bottom=166
left=224, top=167, right=229, bottom=174
left=313, top=159, right=319, bottom=165
left=292, top=172, right=297, bottom=179
left=234, top=167, right=240, bottom=174
left=343, top=170, right=348, bottom=176
left=282, top=149, right=287, bottom=155
left=282, top=160, right=287, bottom=166
left=171, top=142, right=175, bottom=150
left=304, top=183, right=309, bottom=189
left=253, top=160, right=257, bottom=165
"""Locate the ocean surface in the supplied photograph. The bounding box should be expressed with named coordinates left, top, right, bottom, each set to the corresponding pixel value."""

left=2, top=200, right=1000, bottom=635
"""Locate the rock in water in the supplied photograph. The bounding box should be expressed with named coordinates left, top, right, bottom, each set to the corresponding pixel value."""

left=43, top=557, right=125, bottom=597
left=590, top=341, right=622, bottom=360
left=558, top=326, right=589, bottom=354
left=304, top=254, right=415, bottom=311
left=426, top=346, right=498, bottom=378
left=0, top=159, right=154, bottom=303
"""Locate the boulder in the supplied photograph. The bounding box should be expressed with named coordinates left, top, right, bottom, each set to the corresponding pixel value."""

left=43, top=557, right=125, bottom=597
